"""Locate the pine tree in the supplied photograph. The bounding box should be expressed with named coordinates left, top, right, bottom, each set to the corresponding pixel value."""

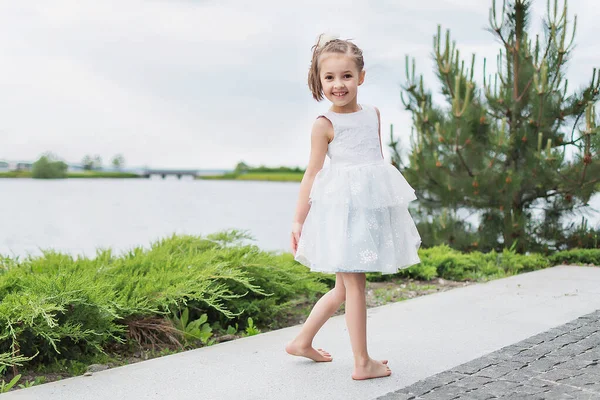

left=394, top=0, right=599, bottom=253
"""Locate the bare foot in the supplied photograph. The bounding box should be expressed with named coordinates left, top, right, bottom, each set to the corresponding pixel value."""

left=352, top=358, right=392, bottom=380
left=285, top=340, right=333, bottom=362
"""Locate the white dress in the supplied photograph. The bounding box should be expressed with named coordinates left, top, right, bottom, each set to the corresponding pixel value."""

left=294, top=103, right=422, bottom=275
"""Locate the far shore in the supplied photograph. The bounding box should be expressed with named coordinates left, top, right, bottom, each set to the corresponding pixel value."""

left=0, top=171, right=305, bottom=182
left=0, top=171, right=141, bottom=179
left=196, top=172, right=304, bottom=182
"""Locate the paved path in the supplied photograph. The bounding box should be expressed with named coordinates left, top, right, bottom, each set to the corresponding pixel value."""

left=1, top=265, right=599, bottom=400
left=378, top=309, right=600, bottom=399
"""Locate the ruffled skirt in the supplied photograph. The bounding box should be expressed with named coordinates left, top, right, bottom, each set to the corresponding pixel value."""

left=294, top=160, right=421, bottom=275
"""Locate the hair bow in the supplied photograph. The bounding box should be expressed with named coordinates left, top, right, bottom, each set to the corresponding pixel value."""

left=315, top=33, right=340, bottom=49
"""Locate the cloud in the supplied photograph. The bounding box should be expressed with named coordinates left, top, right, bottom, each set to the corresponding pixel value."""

left=0, top=0, right=597, bottom=169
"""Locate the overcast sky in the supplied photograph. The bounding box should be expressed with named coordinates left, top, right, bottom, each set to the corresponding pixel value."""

left=1, top=0, right=598, bottom=170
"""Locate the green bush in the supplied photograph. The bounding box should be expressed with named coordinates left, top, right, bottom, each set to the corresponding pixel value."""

left=375, top=243, right=563, bottom=282
left=31, top=153, right=68, bottom=179
left=0, top=230, right=328, bottom=374
left=548, top=248, right=600, bottom=266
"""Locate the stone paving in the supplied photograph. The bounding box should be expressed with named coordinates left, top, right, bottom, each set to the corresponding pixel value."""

left=377, top=309, right=600, bottom=400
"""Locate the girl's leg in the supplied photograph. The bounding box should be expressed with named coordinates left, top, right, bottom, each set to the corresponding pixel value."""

left=285, top=272, right=346, bottom=362
left=341, top=272, right=391, bottom=380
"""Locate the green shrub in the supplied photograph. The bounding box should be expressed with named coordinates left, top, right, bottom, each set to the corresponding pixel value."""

left=0, top=230, right=328, bottom=374
left=31, top=153, right=68, bottom=179
left=548, top=248, right=600, bottom=266
left=380, top=243, right=560, bottom=282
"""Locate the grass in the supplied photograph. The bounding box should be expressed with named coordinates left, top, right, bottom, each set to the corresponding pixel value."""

left=0, top=171, right=140, bottom=179
left=66, top=171, right=140, bottom=178
left=198, top=172, right=304, bottom=182
left=0, top=171, right=33, bottom=178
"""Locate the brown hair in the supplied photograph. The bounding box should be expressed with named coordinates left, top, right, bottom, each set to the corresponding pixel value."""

left=307, top=34, right=365, bottom=101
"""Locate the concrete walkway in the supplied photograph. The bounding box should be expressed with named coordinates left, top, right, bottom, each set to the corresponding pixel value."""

left=2, top=265, right=599, bottom=400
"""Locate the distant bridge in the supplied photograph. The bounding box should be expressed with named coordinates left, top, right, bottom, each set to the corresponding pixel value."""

left=141, top=169, right=199, bottom=179
left=141, top=169, right=228, bottom=179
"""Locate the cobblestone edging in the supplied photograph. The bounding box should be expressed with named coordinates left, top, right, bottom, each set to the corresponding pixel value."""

left=377, top=310, right=600, bottom=400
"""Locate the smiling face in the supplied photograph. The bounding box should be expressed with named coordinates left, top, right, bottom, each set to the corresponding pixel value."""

left=318, top=52, right=365, bottom=111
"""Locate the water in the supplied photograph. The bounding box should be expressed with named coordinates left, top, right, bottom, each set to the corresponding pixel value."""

left=1, top=179, right=599, bottom=259
left=0, top=178, right=299, bottom=259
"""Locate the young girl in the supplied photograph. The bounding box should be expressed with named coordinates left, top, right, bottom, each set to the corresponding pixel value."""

left=285, top=34, right=422, bottom=380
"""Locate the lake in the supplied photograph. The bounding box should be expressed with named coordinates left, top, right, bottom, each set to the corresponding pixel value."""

left=0, top=178, right=300, bottom=259
left=1, top=178, right=599, bottom=259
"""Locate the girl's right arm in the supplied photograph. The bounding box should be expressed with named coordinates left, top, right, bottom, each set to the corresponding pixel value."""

left=290, top=116, right=332, bottom=254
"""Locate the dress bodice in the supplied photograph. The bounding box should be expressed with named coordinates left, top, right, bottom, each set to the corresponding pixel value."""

left=318, top=104, right=383, bottom=167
